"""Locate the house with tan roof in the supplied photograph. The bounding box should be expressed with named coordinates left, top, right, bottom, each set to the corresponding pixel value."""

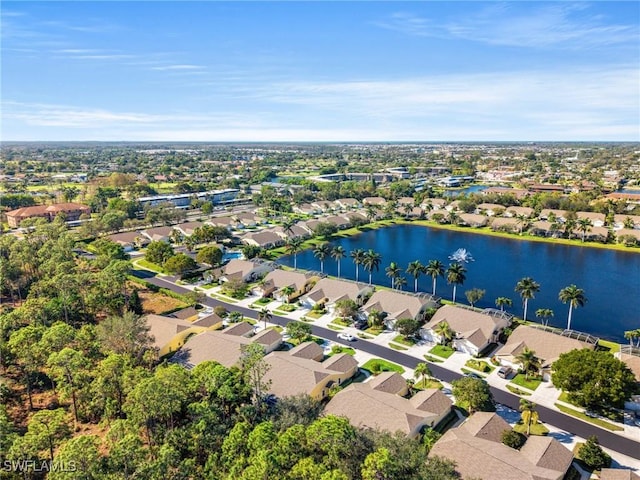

left=458, top=213, right=488, bottom=228
left=107, top=231, right=149, bottom=251
left=6, top=202, right=91, bottom=228
left=289, top=341, right=324, bottom=361
left=495, top=325, right=596, bottom=380
left=422, top=198, right=447, bottom=210
left=140, top=226, right=174, bottom=243
left=505, top=206, right=535, bottom=218
left=170, top=306, right=200, bottom=322
left=421, top=305, right=512, bottom=356
left=576, top=211, right=606, bottom=227
left=300, top=278, right=373, bottom=311
left=367, top=372, right=409, bottom=396
left=174, top=326, right=283, bottom=369
left=145, top=313, right=220, bottom=357
left=174, top=221, right=204, bottom=237
left=489, top=217, right=519, bottom=233
left=613, top=215, right=640, bottom=230
left=325, top=215, right=351, bottom=229
left=254, top=269, right=316, bottom=302
left=334, top=198, right=361, bottom=210
left=429, top=412, right=573, bottom=480
left=361, top=290, right=438, bottom=328
left=206, top=216, right=239, bottom=230
left=263, top=349, right=358, bottom=400
left=240, top=230, right=285, bottom=248
left=293, top=203, right=321, bottom=215
left=539, top=209, right=567, bottom=222
left=222, top=321, right=255, bottom=337
left=324, top=383, right=451, bottom=438
left=272, top=224, right=310, bottom=240
left=220, top=258, right=274, bottom=283
left=234, top=212, right=264, bottom=228
left=476, top=203, right=505, bottom=216
left=599, top=468, right=640, bottom=480
left=362, top=196, right=387, bottom=206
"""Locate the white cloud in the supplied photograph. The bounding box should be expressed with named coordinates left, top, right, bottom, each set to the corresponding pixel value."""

left=151, top=64, right=205, bottom=71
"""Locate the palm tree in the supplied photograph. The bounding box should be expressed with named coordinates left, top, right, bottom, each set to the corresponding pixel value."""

left=426, top=259, right=445, bottom=296
left=350, top=249, right=365, bottom=282
left=258, top=307, right=272, bottom=330
left=515, top=277, right=540, bottom=322
left=414, top=362, right=432, bottom=389
left=495, top=297, right=513, bottom=311
left=406, top=260, right=424, bottom=293
left=367, top=309, right=386, bottom=329
left=385, top=261, right=402, bottom=289
left=434, top=321, right=455, bottom=346
left=446, top=262, right=466, bottom=303
left=535, top=308, right=554, bottom=326
left=331, top=246, right=346, bottom=278
left=313, top=243, right=331, bottom=274
left=282, top=218, right=296, bottom=238
left=281, top=286, right=295, bottom=304
left=515, top=347, right=541, bottom=380
left=558, top=284, right=587, bottom=330
left=394, top=276, right=407, bottom=291
left=285, top=237, right=304, bottom=269
left=363, top=249, right=382, bottom=285
left=519, top=399, right=539, bottom=436
left=576, top=218, right=592, bottom=242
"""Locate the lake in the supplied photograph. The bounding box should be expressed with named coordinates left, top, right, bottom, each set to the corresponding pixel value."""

left=279, top=224, right=640, bottom=343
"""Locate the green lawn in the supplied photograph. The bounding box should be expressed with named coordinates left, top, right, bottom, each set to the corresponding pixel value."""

left=134, top=258, right=167, bottom=274
left=389, top=343, right=409, bottom=351
left=330, top=317, right=353, bottom=327
left=465, top=359, right=495, bottom=373
left=253, top=297, right=272, bottom=306
left=506, top=384, right=531, bottom=396
left=429, top=344, right=455, bottom=359
left=415, top=379, right=444, bottom=390
left=210, top=293, right=239, bottom=304
left=392, top=335, right=417, bottom=346
left=423, top=354, right=444, bottom=363
left=357, top=332, right=374, bottom=340
left=510, top=374, right=542, bottom=391
left=305, top=310, right=325, bottom=319
left=361, top=358, right=405, bottom=375
left=328, top=345, right=356, bottom=356
left=554, top=404, right=623, bottom=431
left=513, top=421, right=549, bottom=436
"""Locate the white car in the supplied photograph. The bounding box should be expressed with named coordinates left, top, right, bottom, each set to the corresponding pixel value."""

left=337, top=333, right=355, bottom=341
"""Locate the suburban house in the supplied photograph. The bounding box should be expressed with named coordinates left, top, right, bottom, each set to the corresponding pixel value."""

left=599, top=469, right=640, bottom=480
left=254, top=269, right=317, bottom=302
left=539, top=209, right=567, bottom=222
left=361, top=290, right=438, bottom=328
left=421, top=305, right=512, bottom=356
left=289, top=341, right=324, bottom=361
left=324, top=215, right=351, bottom=229
left=145, top=313, right=223, bottom=357
left=429, top=412, right=574, bottom=480
left=576, top=211, right=606, bottom=227
left=617, top=348, right=640, bottom=411
left=240, top=230, right=285, bottom=249
left=334, top=198, right=361, bottom=210
left=366, top=372, right=409, bottom=396
left=262, top=344, right=359, bottom=400
left=293, top=203, right=321, bottom=215
left=206, top=216, right=239, bottom=230
left=458, top=213, right=488, bottom=228
left=174, top=323, right=282, bottom=369
left=324, top=381, right=452, bottom=438
left=220, top=259, right=274, bottom=283
left=613, top=215, right=640, bottom=230
left=272, top=224, right=310, bottom=240
left=362, top=196, right=387, bottom=206
left=140, top=226, right=174, bottom=243
left=174, top=221, right=204, bottom=237
left=422, top=198, right=447, bottom=210
left=476, top=203, right=505, bottom=216
left=169, top=306, right=200, bottom=322
left=234, top=212, right=264, bottom=228
left=504, top=206, right=535, bottom=218
left=6, top=202, right=91, bottom=228
left=300, top=278, right=373, bottom=311
left=494, top=325, right=598, bottom=381
left=528, top=220, right=557, bottom=237
left=107, top=231, right=149, bottom=251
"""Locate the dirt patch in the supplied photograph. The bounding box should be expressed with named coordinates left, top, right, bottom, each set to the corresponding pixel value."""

left=139, top=290, right=187, bottom=315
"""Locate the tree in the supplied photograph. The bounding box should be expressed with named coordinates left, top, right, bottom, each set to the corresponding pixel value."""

left=578, top=435, right=612, bottom=470
left=406, top=260, right=424, bottom=293
left=96, top=310, right=152, bottom=360
left=335, top=299, right=358, bottom=321
left=196, top=245, right=223, bottom=266
left=426, top=259, right=445, bottom=296
left=535, top=308, right=554, bottom=326
left=145, top=240, right=174, bottom=265
left=363, top=249, right=382, bottom=284
left=413, top=362, right=432, bottom=389
left=515, top=277, right=540, bottom=322
left=331, top=245, right=346, bottom=278
left=128, top=288, right=144, bottom=315
left=23, top=408, right=71, bottom=462
left=281, top=285, right=295, bottom=303
left=515, top=347, right=541, bottom=380
left=367, top=309, right=386, bottom=329
left=286, top=321, right=312, bottom=344
left=519, top=399, right=539, bottom=436
left=624, top=329, right=640, bottom=347
left=501, top=429, right=526, bottom=449
left=434, top=321, right=454, bottom=346
left=559, top=284, right=586, bottom=330
left=240, top=343, right=271, bottom=405
left=465, top=288, right=485, bottom=307
left=395, top=318, right=420, bottom=337
left=258, top=307, right=272, bottom=329
left=350, top=249, right=365, bottom=282
left=495, top=296, right=513, bottom=311
left=451, top=376, right=494, bottom=414
left=385, top=262, right=402, bottom=289
left=577, top=218, right=593, bottom=242
left=286, top=237, right=304, bottom=269
left=446, top=262, right=466, bottom=303
left=552, top=349, right=637, bottom=409
left=221, top=278, right=248, bottom=299
left=228, top=311, right=244, bottom=323
left=313, top=243, right=331, bottom=274
left=49, top=435, right=101, bottom=480
left=163, top=253, right=197, bottom=274
left=47, top=348, right=91, bottom=425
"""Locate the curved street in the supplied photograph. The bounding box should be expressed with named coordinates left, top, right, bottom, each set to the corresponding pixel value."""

left=140, top=272, right=640, bottom=461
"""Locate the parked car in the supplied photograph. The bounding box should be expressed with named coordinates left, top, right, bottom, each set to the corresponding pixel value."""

left=354, top=320, right=368, bottom=330
left=337, top=333, right=356, bottom=341
left=497, top=366, right=513, bottom=379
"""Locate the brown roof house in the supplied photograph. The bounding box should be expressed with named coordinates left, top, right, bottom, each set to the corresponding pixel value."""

left=145, top=313, right=222, bottom=358
left=458, top=213, right=488, bottom=228
left=429, top=412, right=573, bottom=480
left=140, top=226, right=174, bottom=243
left=599, top=468, right=640, bottom=480
left=361, top=290, right=439, bottom=329
left=7, top=202, right=91, bottom=228
left=300, top=278, right=373, bottom=311
left=263, top=344, right=359, bottom=400
left=107, top=231, right=149, bottom=251
left=254, top=269, right=317, bottom=302
left=495, top=325, right=597, bottom=381
left=220, top=259, right=274, bottom=283
left=421, top=305, right=512, bottom=356
left=324, top=382, right=452, bottom=438
left=240, top=230, right=284, bottom=248
left=174, top=221, right=204, bottom=237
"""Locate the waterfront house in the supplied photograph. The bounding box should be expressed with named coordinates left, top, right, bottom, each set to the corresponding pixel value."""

left=476, top=203, right=505, bottom=216
left=240, top=230, right=284, bottom=249
left=300, top=278, right=373, bottom=311
left=495, top=325, right=597, bottom=381
left=254, top=269, right=317, bottom=302
left=421, top=305, right=512, bottom=356
left=489, top=217, right=519, bottom=233
left=220, top=258, right=274, bottom=283
left=613, top=215, right=640, bottom=230
left=458, top=213, right=488, bottom=228
left=429, top=412, right=573, bottom=480
left=576, top=211, right=606, bottom=227
left=361, top=290, right=438, bottom=329
left=363, top=196, right=387, bottom=206
left=539, top=209, right=567, bottom=223
left=505, top=206, right=535, bottom=218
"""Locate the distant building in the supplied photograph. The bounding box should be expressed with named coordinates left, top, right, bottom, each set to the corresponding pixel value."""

left=6, top=202, right=91, bottom=228
left=137, top=188, right=239, bottom=210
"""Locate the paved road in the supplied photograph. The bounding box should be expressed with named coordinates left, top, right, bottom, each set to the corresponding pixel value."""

left=139, top=272, right=640, bottom=460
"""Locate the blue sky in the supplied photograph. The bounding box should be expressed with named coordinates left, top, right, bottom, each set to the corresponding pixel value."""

left=2, top=1, right=639, bottom=142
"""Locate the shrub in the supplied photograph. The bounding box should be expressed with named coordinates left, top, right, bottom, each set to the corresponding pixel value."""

left=501, top=429, right=526, bottom=450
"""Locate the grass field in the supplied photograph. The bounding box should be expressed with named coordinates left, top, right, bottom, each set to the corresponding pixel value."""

left=429, top=344, right=455, bottom=359
left=361, top=358, right=405, bottom=375
left=510, top=374, right=542, bottom=391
